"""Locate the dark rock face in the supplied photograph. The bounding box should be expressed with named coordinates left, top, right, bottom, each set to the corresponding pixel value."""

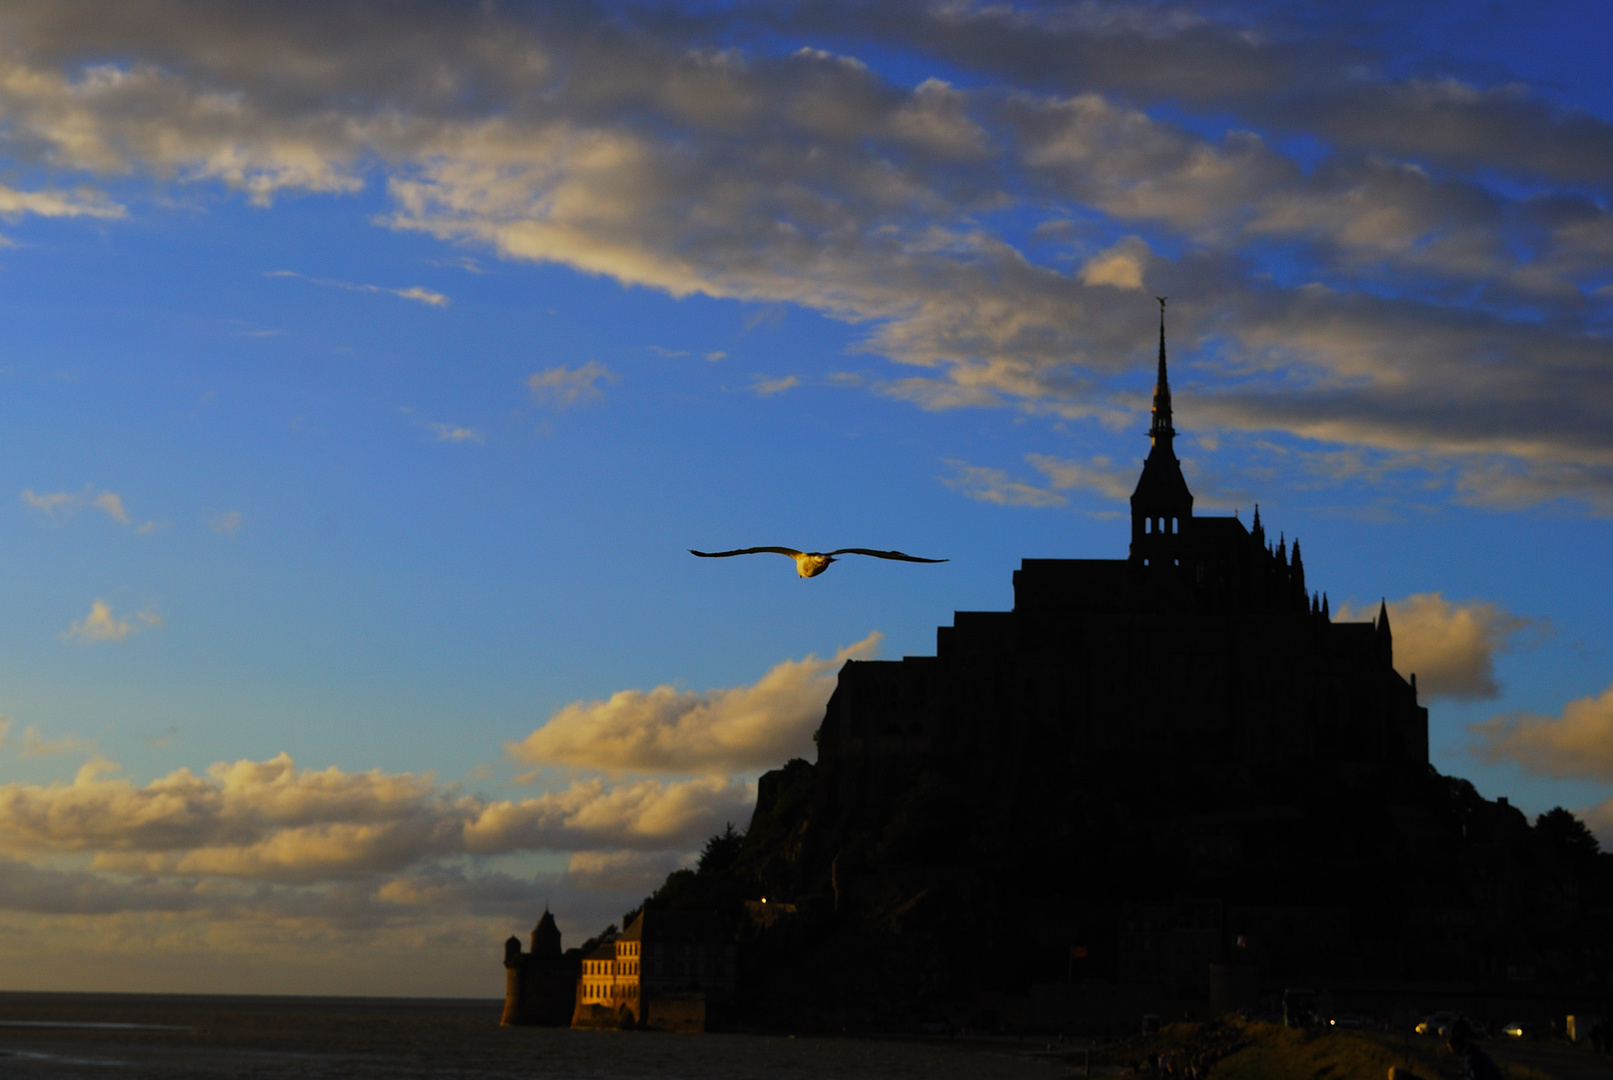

left=647, top=332, right=1611, bottom=1027
left=729, top=536, right=1442, bottom=1020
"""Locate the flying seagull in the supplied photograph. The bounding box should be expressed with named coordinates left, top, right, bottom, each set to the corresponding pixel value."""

left=689, top=546, right=947, bottom=578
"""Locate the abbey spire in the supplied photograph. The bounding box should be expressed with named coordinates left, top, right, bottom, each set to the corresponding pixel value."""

left=1150, top=295, right=1174, bottom=451
left=1129, top=297, right=1195, bottom=567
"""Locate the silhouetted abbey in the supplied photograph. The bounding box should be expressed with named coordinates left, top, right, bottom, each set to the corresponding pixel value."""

left=508, top=309, right=1610, bottom=1029
left=821, top=306, right=1428, bottom=807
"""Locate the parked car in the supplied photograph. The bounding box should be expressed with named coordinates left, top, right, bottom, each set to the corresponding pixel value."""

left=1415, top=1011, right=1462, bottom=1036
left=1501, top=1020, right=1542, bottom=1039
left=1328, top=1014, right=1369, bottom=1029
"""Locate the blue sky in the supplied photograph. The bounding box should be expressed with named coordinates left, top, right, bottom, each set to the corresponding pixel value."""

left=0, top=0, right=1610, bottom=995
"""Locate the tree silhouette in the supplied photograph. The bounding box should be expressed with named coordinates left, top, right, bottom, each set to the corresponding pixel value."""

left=698, top=822, right=744, bottom=876
left=1535, top=807, right=1601, bottom=862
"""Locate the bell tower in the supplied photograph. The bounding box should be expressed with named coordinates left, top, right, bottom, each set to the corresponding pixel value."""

left=1130, top=297, right=1194, bottom=569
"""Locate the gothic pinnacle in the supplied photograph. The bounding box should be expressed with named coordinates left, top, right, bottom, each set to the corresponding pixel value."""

left=1150, top=296, right=1174, bottom=447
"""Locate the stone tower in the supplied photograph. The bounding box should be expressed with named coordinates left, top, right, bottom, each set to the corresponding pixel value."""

left=531, top=908, right=561, bottom=960
left=501, top=906, right=577, bottom=1026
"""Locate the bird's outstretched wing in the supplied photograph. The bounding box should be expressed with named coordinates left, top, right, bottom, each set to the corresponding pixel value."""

left=690, top=547, right=805, bottom=558
left=825, top=548, right=947, bottom=563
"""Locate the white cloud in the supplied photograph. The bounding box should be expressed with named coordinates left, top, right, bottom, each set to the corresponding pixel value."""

left=0, top=5, right=1608, bottom=508
left=21, top=489, right=74, bottom=516
left=0, top=855, right=205, bottom=916
left=751, top=375, right=800, bottom=396
left=0, top=183, right=123, bottom=219
left=1027, top=454, right=1137, bottom=501
left=90, top=490, right=129, bottom=524
left=942, top=461, right=1067, bottom=507
left=265, top=271, right=448, bottom=307
left=63, top=600, right=162, bottom=643
left=429, top=423, right=485, bottom=444
left=563, top=850, right=692, bottom=894
left=527, top=361, right=617, bottom=410
left=209, top=510, right=242, bottom=535
left=22, top=485, right=153, bottom=529
left=1335, top=592, right=1536, bottom=700
left=511, top=633, right=881, bottom=773
left=1471, top=681, right=1613, bottom=782
left=17, top=726, right=98, bottom=759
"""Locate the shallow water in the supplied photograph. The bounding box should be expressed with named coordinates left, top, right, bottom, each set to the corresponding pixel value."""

left=0, top=993, right=1070, bottom=1079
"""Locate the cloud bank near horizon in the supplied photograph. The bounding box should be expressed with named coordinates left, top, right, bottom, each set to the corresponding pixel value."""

left=0, top=635, right=856, bottom=964
left=0, top=2, right=1610, bottom=510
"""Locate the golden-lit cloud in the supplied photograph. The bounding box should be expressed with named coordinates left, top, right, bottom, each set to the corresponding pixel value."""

left=943, top=461, right=1066, bottom=507
left=62, top=600, right=162, bottom=643
left=527, top=361, right=617, bottom=410
left=1335, top=592, right=1536, bottom=700
left=1470, top=681, right=1613, bottom=782
left=465, top=776, right=755, bottom=854
left=1078, top=237, right=1150, bottom=290
left=511, top=634, right=880, bottom=773
left=0, top=753, right=755, bottom=883
left=0, top=753, right=445, bottom=859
